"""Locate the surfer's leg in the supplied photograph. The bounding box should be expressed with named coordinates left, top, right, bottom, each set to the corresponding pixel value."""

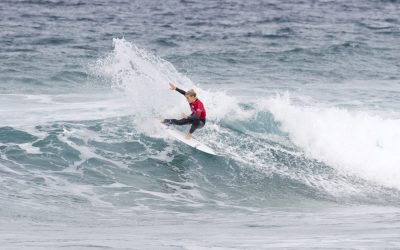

left=189, top=119, right=205, bottom=134
left=162, top=119, right=173, bottom=124
left=163, top=118, right=191, bottom=126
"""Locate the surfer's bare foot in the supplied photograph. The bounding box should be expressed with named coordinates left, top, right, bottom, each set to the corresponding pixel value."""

left=185, top=133, right=192, bottom=140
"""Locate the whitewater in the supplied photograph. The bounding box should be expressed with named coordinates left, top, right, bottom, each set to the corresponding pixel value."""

left=1, top=0, right=400, bottom=249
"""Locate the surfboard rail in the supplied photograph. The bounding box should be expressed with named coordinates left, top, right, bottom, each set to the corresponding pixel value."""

left=160, top=124, right=218, bottom=156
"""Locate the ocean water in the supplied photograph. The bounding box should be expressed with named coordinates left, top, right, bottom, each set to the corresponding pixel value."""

left=1, top=0, right=400, bottom=249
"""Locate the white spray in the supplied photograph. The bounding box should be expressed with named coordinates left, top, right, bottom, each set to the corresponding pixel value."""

left=265, top=94, right=400, bottom=190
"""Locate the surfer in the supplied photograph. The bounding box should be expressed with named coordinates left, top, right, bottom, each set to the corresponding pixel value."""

left=162, top=82, right=206, bottom=140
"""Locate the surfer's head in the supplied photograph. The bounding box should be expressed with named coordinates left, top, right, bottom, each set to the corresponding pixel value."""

left=185, top=89, right=197, bottom=103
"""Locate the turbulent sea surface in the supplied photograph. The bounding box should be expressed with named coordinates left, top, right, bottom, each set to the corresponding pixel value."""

left=1, top=0, right=400, bottom=249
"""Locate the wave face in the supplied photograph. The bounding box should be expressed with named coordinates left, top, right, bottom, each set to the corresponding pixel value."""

left=1, top=0, right=400, bottom=248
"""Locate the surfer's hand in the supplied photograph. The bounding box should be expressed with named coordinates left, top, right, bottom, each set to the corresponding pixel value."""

left=169, top=82, right=176, bottom=90
left=185, top=133, right=192, bottom=140
left=181, top=113, right=188, bottom=118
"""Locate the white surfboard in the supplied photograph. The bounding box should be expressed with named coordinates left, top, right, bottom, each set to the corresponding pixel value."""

left=161, top=124, right=218, bottom=156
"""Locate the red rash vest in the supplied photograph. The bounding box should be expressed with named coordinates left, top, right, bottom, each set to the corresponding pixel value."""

left=175, top=87, right=207, bottom=120
left=189, top=99, right=206, bottom=120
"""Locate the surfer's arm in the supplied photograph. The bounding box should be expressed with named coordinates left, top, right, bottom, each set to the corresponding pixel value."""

left=175, top=87, right=186, bottom=96
left=188, top=112, right=200, bottom=120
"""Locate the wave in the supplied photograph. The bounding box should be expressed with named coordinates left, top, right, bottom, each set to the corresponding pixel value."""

left=90, top=39, right=400, bottom=201
left=1, top=38, right=399, bottom=215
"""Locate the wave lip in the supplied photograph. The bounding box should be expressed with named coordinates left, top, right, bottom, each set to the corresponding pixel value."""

left=265, top=95, right=400, bottom=190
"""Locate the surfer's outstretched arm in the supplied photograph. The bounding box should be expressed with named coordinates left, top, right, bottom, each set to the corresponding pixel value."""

left=176, top=87, right=186, bottom=96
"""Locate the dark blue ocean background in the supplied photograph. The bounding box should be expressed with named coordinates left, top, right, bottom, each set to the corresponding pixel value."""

left=1, top=0, right=400, bottom=249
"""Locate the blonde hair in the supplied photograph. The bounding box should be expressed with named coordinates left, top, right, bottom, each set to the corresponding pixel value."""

left=185, top=89, right=197, bottom=98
